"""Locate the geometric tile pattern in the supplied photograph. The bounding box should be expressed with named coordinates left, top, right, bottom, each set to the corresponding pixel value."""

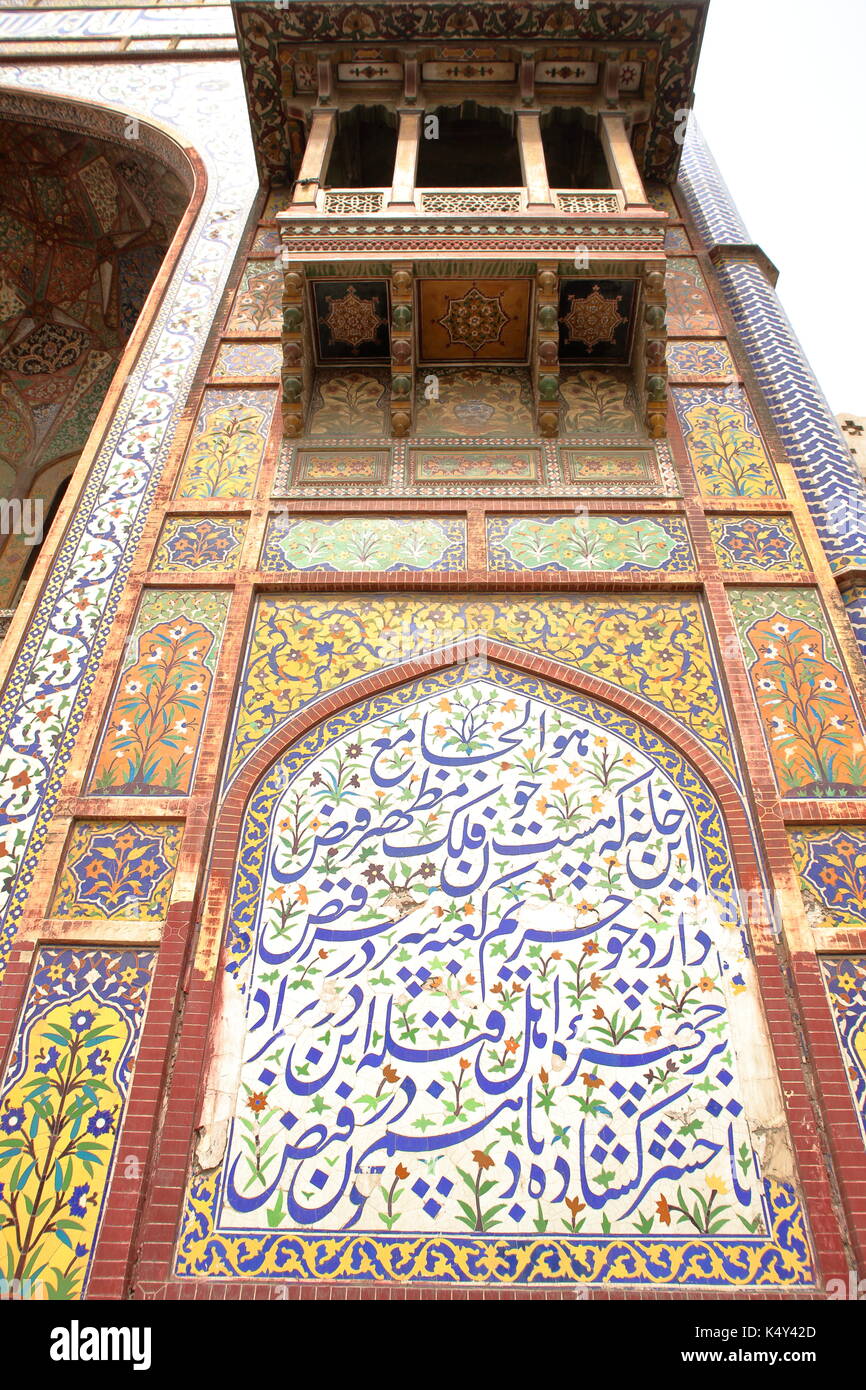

left=51, top=820, right=182, bottom=919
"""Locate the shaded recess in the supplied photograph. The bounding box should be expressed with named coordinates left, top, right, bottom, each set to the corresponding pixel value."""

left=0, top=115, right=189, bottom=598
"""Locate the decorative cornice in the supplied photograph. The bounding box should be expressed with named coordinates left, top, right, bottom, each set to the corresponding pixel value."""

left=232, top=0, right=709, bottom=183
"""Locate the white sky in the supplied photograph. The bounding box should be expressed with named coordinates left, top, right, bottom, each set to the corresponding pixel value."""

left=692, top=0, right=866, bottom=416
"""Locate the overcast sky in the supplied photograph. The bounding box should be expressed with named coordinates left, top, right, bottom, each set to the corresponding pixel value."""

left=692, top=0, right=866, bottom=416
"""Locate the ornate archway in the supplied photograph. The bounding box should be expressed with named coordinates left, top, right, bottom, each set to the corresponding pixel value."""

left=178, top=660, right=813, bottom=1289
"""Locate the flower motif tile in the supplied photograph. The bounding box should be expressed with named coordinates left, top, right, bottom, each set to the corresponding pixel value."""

left=708, top=516, right=807, bottom=572
left=174, top=388, right=276, bottom=499
left=487, top=515, right=694, bottom=572
left=152, top=516, right=246, bottom=572
left=730, top=589, right=866, bottom=797
left=226, top=595, right=736, bottom=789
left=262, top=516, right=466, bottom=572
left=226, top=260, right=282, bottom=334
left=820, top=957, right=866, bottom=1145
left=212, top=341, right=281, bottom=379
left=674, top=386, right=781, bottom=497
left=0, top=947, right=155, bottom=1298
left=52, top=821, right=182, bottom=919
left=789, top=827, right=866, bottom=931
left=665, top=257, right=720, bottom=336
left=667, top=340, right=735, bottom=382
left=88, top=590, right=229, bottom=796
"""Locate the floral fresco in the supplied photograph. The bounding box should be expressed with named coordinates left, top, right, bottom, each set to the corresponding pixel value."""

left=51, top=820, right=182, bottom=919
left=558, top=369, right=642, bottom=435
left=674, top=386, right=781, bottom=497
left=226, top=260, right=282, bottom=335
left=487, top=515, right=694, bottom=573
left=820, top=957, right=866, bottom=1145
left=708, top=516, right=807, bottom=573
left=262, top=516, right=466, bottom=572
left=176, top=668, right=811, bottom=1287
left=789, top=828, right=866, bottom=931
left=226, top=596, right=736, bottom=788
left=88, top=590, right=229, bottom=796
left=0, top=947, right=154, bottom=1299
left=308, top=369, right=389, bottom=436
left=151, top=516, right=246, bottom=572
left=665, top=257, right=720, bottom=336
left=729, top=589, right=866, bottom=797
left=174, top=388, right=276, bottom=499
left=407, top=449, right=542, bottom=484
left=413, top=367, right=534, bottom=437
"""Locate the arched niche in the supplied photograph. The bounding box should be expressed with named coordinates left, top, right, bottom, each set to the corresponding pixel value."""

left=0, top=86, right=198, bottom=615
left=182, top=659, right=811, bottom=1289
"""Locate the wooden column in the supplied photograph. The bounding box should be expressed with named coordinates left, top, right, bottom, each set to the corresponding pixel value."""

left=389, top=109, right=423, bottom=208
left=292, top=108, right=337, bottom=207
left=598, top=111, right=648, bottom=207
left=516, top=109, right=553, bottom=209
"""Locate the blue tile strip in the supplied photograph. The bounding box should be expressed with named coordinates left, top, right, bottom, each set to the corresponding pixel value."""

left=679, top=125, right=866, bottom=576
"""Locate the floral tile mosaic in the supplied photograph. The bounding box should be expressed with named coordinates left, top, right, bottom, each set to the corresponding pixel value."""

left=558, top=368, right=642, bottom=434
left=708, top=516, right=807, bottom=573
left=0, top=946, right=155, bottom=1298
left=414, top=367, right=535, bottom=437
left=674, top=386, right=781, bottom=497
left=486, top=515, right=694, bottom=572
left=51, top=820, right=183, bottom=919
left=174, top=387, right=276, bottom=499
left=177, top=667, right=811, bottom=1288
left=665, top=257, right=720, bottom=336
left=820, top=957, right=866, bottom=1145
left=261, top=516, right=466, bottom=573
left=226, top=259, right=282, bottom=334
left=308, top=368, right=390, bottom=436
left=729, top=588, right=866, bottom=798
left=212, top=341, right=281, bottom=379
left=225, top=595, right=737, bottom=789
left=250, top=226, right=280, bottom=256
left=0, top=62, right=259, bottom=983
left=789, top=827, right=866, bottom=931
left=88, top=589, right=230, bottom=796
left=667, top=340, right=735, bottom=382
left=151, top=516, right=246, bottom=572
